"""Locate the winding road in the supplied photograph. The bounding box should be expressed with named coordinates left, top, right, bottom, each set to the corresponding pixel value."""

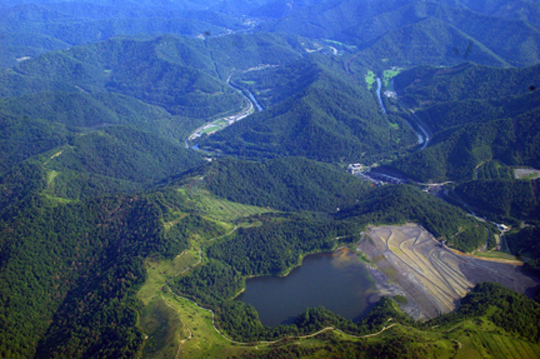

left=164, top=226, right=397, bottom=348
left=165, top=284, right=397, bottom=348
left=187, top=73, right=262, bottom=142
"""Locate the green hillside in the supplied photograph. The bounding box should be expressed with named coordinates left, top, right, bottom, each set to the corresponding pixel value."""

left=1, top=1, right=540, bottom=358
left=389, top=64, right=540, bottom=182
left=199, top=59, right=417, bottom=161
left=408, top=90, right=540, bottom=133
left=260, top=0, right=540, bottom=68
left=46, top=126, right=204, bottom=186
left=355, top=17, right=508, bottom=70
left=0, top=166, right=166, bottom=358
left=344, top=1, right=540, bottom=68
left=455, top=179, right=540, bottom=220
left=197, top=157, right=373, bottom=212
left=395, top=62, right=540, bottom=105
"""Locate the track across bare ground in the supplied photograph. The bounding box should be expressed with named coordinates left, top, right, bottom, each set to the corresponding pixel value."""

left=358, top=224, right=540, bottom=319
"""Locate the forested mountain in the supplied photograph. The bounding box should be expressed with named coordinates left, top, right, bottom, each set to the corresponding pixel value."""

left=395, top=62, right=540, bottom=105
left=0, top=33, right=310, bottom=116
left=455, top=179, right=540, bottom=221
left=184, top=157, right=373, bottom=212
left=199, top=57, right=417, bottom=161
left=258, top=0, right=540, bottom=68
left=1, top=0, right=540, bottom=358
left=389, top=63, right=540, bottom=182
left=352, top=16, right=509, bottom=69
left=0, top=0, right=241, bottom=67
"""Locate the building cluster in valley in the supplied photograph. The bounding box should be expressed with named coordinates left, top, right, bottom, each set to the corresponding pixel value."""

left=347, top=163, right=407, bottom=185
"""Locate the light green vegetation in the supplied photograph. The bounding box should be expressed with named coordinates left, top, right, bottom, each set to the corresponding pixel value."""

left=443, top=315, right=540, bottom=359
left=393, top=295, right=409, bottom=304
left=473, top=250, right=519, bottom=261
left=214, top=119, right=229, bottom=126
left=163, top=212, right=189, bottom=231
left=160, top=291, right=247, bottom=358
left=514, top=168, right=540, bottom=180
left=139, top=298, right=184, bottom=359
left=137, top=252, right=200, bottom=306
left=46, top=170, right=60, bottom=185
left=198, top=190, right=274, bottom=222
left=383, top=68, right=402, bottom=89
left=180, top=187, right=274, bottom=222
left=390, top=123, right=399, bottom=130
left=365, top=70, right=376, bottom=89
left=137, top=255, right=249, bottom=359
left=323, top=39, right=357, bottom=50
left=240, top=80, right=256, bottom=85
left=43, top=170, right=74, bottom=204
left=43, top=193, right=75, bottom=204
left=357, top=251, right=371, bottom=263
left=200, top=125, right=221, bottom=134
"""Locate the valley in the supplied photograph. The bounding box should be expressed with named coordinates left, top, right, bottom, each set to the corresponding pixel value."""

left=1, top=0, right=540, bottom=358
left=188, top=74, right=261, bottom=142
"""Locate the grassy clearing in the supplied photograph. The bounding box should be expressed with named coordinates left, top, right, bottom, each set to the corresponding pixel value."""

left=46, top=170, right=59, bottom=185
left=164, top=212, right=189, bottom=231
left=439, top=316, right=540, bottom=359
left=43, top=193, right=74, bottom=204
left=473, top=250, right=519, bottom=261
left=521, top=173, right=540, bottom=180
left=137, top=251, right=199, bottom=306
left=198, top=191, right=274, bottom=222
left=200, top=125, right=221, bottom=134
left=175, top=187, right=273, bottom=222
left=137, top=255, right=249, bottom=359
left=393, top=295, right=408, bottom=304
left=215, top=119, right=229, bottom=125
left=161, top=291, right=249, bottom=359
left=383, top=68, right=401, bottom=89
left=139, top=297, right=184, bottom=359
left=365, top=70, right=376, bottom=89
left=514, top=168, right=540, bottom=180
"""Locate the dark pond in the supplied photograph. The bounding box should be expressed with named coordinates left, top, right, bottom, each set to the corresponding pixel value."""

left=236, top=248, right=378, bottom=326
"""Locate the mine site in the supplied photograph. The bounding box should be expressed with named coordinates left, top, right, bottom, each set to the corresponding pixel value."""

left=358, top=224, right=540, bottom=320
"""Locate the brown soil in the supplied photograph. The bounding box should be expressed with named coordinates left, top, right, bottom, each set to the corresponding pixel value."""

left=358, top=224, right=540, bottom=320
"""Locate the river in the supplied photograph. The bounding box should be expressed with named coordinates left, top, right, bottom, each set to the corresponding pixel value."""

left=376, top=78, right=386, bottom=113
left=227, top=78, right=263, bottom=112
left=237, top=248, right=377, bottom=326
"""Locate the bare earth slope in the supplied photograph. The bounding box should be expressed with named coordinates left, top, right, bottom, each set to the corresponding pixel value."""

left=359, top=224, right=539, bottom=320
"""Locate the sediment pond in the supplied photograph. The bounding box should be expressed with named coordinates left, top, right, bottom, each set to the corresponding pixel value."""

left=237, top=248, right=377, bottom=326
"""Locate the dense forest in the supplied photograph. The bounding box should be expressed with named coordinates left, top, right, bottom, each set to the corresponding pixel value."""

left=455, top=179, right=540, bottom=220
left=1, top=0, right=540, bottom=358
left=0, top=167, right=164, bottom=358
left=389, top=65, right=540, bottom=182
left=200, top=157, right=372, bottom=212
left=199, top=57, right=417, bottom=161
